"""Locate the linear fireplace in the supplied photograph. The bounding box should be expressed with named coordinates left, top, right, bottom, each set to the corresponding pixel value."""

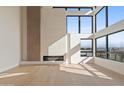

left=43, top=56, right=64, bottom=61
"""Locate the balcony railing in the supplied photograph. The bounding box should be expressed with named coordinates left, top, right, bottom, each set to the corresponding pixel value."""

left=96, top=51, right=124, bottom=62
left=80, top=50, right=93, bottom=57
left=108, top=52, right=124, bottom=62
left=96, top=51, right=107, bottom=58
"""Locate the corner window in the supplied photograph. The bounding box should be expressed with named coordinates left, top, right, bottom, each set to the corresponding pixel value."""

left=96, top=31, right=124, bottom=63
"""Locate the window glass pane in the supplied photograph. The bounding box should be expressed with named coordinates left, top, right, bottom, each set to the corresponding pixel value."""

left=80, top=17, right=92, bottom=34
left=66, top=8, right=79, bottom=11
left=80, top=40, right=93, bottom=57
left=96, top=36, right=107, bottom=58
left=96, top=7, right=106, bottom=32
left=80, top=8, right=92, bottom=11
left=81, top=40, right=92, bottom=50
left=67, top=17, right=79, bottom=33
left=108, top=6, right=124, bottom=26
left=108, top=31, right=124, bottom=62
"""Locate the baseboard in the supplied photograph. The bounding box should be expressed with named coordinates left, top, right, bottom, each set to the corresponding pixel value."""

left=0, top=63, right=19, bottom=73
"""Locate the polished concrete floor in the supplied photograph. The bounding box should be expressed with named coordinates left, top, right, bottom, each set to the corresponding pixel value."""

left=0, top=63, right=124, bottom=86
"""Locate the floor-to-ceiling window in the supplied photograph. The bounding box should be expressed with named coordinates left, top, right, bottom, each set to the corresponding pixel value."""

left=95, top=6, right=124, bottom=63
left=108, top=31, right=124, bottom=62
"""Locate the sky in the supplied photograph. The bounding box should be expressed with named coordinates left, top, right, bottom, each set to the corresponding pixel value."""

left=97, top=31, right=124, bottom=48
left=80, top=40, right=92, bottom=48
left=96, top=37, right=106, bottom=48
left=96, top=7, right=106, bottom=32
left=108, top=31, right=124, bottom=48
left=67, top=16, right=92, bottom=34
left=80, top=17, right=92, bottom=34
left=67, top=16, right=79, bottom=33
left=97, top=6, right=124, bottom=32
left=108, top=6, right=124, bottom=26
left=97, top=6, right=124, bottom=48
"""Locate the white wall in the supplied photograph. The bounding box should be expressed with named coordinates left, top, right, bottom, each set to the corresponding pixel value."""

left=41, top=7, right=66, bottom=61
left=0, top=7, right=21, bottom=72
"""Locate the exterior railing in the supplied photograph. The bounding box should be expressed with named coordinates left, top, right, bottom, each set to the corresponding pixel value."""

left=80, top=50, right=93, bottom=57
left=96, top=51, right=124, bottom=62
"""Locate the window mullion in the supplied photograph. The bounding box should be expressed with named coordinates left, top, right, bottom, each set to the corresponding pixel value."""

left=79, top=16, right=80, bottom=33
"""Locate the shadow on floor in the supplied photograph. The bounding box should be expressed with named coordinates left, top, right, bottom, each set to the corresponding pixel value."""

left=0, top=63, right=124, bottom=86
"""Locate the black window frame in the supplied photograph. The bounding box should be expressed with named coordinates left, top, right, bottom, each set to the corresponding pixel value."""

left=52, top=7, right=66, bottom=10
left=95, top=29, right=124, bottom=63
left=95, top=6, right=108, bottom=32
left=95, top=6, right=124, bottom=63
left=66, top=15, right=93, bottom=34
left=80, top=16, right=93, bottom=34
left=107, top=30, right=124, bottom=62
left=53, top=7, right=93, bottom=11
